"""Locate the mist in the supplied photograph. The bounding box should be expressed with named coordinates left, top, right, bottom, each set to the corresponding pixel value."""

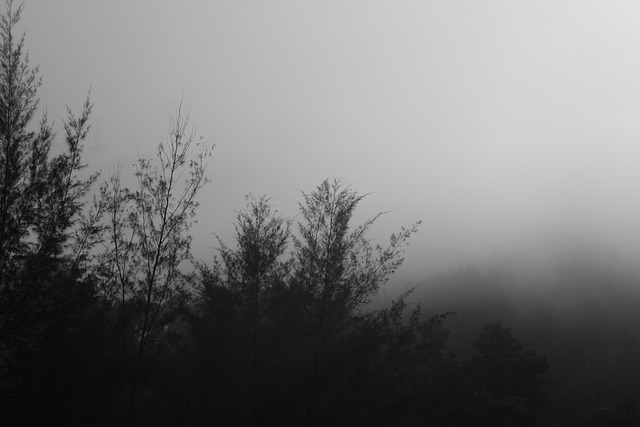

left=22, top=1, right=640, bottom=282
left=0, top=1, right=639, bottom=425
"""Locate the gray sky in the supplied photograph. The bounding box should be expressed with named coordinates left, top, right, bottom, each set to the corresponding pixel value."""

left=20, top=1, right=640, bottom=282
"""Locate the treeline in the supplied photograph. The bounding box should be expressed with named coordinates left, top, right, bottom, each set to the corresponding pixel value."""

left=414, top=264, right=640, bottom=426
left=0, top=2, right=630, bottom=426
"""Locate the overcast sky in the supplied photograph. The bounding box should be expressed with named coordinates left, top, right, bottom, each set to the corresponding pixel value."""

left=19, top=1, right=640, bottom=282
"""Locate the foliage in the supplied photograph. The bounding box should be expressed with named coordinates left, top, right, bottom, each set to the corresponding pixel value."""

left=293, top=178, right=420, bottom=312
left=97, top=101, right=212, bottom=423
left=193, top=195, right=291, bottom=424
left=0, top=2, right=577, bottom=425
left=0, top=3, right=104, bottom=422
left=100, top=102, right=211, bottom=349
left=291, top=178, right=420, bottom=424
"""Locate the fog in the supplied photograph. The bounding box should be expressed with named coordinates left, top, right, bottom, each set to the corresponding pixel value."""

left=2, top=2, right=640, bottom=424
left=20, top=1, right=640, bottom=289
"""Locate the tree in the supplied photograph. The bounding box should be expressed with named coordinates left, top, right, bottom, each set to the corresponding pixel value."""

left=217, top=195, right=290, bottom=423
left=460, top=323, right=550, bottom=426
left=0, top=0, right=42, bottom=285
left=190, top=195, right=291, bottom=425
left=99, top=102, right=212, bottom=424
left=186, top=179, right=426, bottom=425
left=470, top=323, right=549, bottom=403
left=0, top=1, right=104, bottom=421
left=291, top=178, right=420, bottom=425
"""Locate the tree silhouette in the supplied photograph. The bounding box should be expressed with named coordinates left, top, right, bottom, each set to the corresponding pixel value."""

left=460, top=323, right=550, bottom=426
left=0, top=2, right=102, bottom=422
left=290, top=178, right=420, bottom=425
left=199, top=195, right=291, bottom=424
left=98, top=102, right=212, bottom=425
left=0, top=3, right=583, bottom=425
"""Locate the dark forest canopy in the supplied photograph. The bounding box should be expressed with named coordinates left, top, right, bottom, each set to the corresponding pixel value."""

left=0, top=2, right=638, bottom=426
